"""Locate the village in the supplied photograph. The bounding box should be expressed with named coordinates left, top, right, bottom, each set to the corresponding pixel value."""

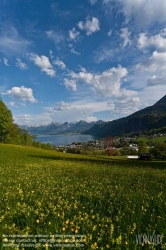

left=55, top=137, right=139, bottom=155
left=54, top=132, right=166, bottom=160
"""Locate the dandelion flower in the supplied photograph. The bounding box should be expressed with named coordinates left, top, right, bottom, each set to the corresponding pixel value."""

left=66, top=220, right=69, bottom=224
left=93, top=242, right=98, bottom=247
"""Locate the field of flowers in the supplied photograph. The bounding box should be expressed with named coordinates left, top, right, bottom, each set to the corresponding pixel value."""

left=0, top=144, right=166, bottom=250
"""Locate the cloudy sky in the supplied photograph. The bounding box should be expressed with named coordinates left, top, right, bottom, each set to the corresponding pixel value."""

left=0, top=0, right=166, bottom=125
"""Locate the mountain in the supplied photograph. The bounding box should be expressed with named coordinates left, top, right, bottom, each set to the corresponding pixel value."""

left=19, top=120, right=105, bottom=135
left=82, top=95, right=166, bottom=137
left=20, top=122, right=62, bottom=134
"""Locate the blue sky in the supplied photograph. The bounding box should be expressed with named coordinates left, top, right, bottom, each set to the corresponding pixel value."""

left=0, top=0, right=166, bottom=125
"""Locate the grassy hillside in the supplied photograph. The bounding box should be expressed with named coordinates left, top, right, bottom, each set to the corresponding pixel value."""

left=0, top=144, right=166, bottom=249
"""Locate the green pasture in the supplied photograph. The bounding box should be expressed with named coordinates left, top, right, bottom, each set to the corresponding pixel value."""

left=137, top=136, right=166, bottom=143
left=0, top=144, right=166, bottom=250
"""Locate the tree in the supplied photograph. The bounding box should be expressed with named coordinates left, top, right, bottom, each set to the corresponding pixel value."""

left=0, top=99, right=13, bottom=143
left=105, top=136, right=113, bottom=149
left=138, top=141, right=149, bottom=154
left=0, top=99, right=33, bottom=145
left=105, top=136, right=114, bottom=156
left=5, top=123, right=22, bottom=144
left=150, top=143, right=166, bottom=160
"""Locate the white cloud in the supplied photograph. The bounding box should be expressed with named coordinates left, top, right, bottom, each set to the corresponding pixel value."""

left=89, top=0, right=97, bottom=5
left=88, top=66, right=128, bottom=97
left=86, top=116, right=98, bottom=122
left=93, top=45, right=120, bottom=63
left=3, top=58, right=10, bottom=66
left=54, top=101, right=70, bottom=111
left=4, top=86, right=37, bottom=103
left=69, top=70, right=93, bottom=84
left=16, top=112, right=53, bottom=125
left=120, top=28, right=131, bottom=47
left=107, top=92, right=140, bottom=115
left=9, top=101, right=17, bottom=107
left=64, top=65, right=128, bottom=97
left=53, top=57, right=66, bottom=70
left=46, top=30, right=65, bottom=47
left=104, top=0, right=166, bottom=25
left=28, top=53, right=55, bottom=77
left=16, top=57, right=28, bottom=70
left=136, top=86, right=166, bottom=111
left=43, top=68, right=56, bottom=77
left=0, top=26, right=31, bottom=55
left=49, top=49, right=54, bottom=59
left=138, top=31, right=166, bottom=52
left=29, top=53, right=52, bottom=68
left=107, top=29, right=112, bottom=37
left=137, top=33, right=148, bottom=50
left=110, top=97, right=139, bottom=114
left=160, top=28, right=166, bottom=37
left=68, top=44, right=80, bottom=55
left=64, top=78, right=77, bottom=91
left=17, top=114, right=30, bottom=122
left=80, top=111, right=87, bottom=115
left=136, top=51, right=166, bottom=73
left=147, top=75, right=166, bottom=86
left=78, top=17, right=100, bottom=35
left=70, top=48, right=80, bottom=55
left=69, top=28, right=80, bottom=41
left=49, top=51, right=67, bottom=70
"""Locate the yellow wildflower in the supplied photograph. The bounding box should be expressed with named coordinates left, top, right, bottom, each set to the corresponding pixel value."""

left=93, top=242, right=98, bottom=247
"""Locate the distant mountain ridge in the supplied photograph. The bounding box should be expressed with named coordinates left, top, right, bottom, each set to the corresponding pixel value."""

left=19, top=120, right=104, bottom=135
left=82, top=95, right=166, bottom=137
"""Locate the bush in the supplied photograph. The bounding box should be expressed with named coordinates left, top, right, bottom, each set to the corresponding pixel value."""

left=66, top=147, right=81, bottom=154
left=105, top=148, right=120, bottom=156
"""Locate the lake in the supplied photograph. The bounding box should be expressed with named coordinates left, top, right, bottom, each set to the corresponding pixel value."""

left=35, top=134, right=99, bottom=146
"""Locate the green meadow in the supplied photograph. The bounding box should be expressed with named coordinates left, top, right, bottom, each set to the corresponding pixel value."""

left=0, top=144, right=166, bottom=250
left=137, top=136, right=166, bottom=143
